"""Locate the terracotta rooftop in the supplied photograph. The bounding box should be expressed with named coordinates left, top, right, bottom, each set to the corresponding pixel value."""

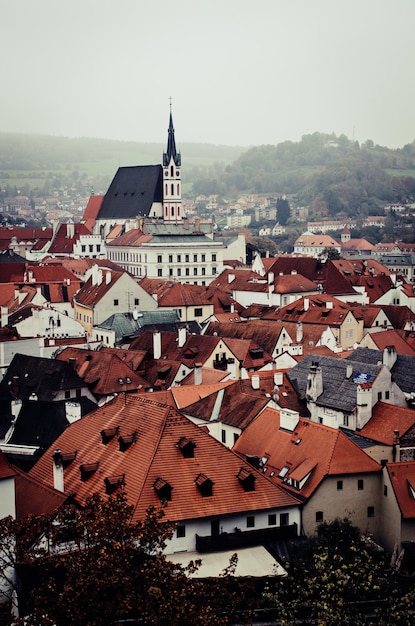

left=29, top=394, right=300, bottom=523
left=359, top=402, right=415, bottom=445
left=233, top=408, right=381, bottom=500
left=386, top=462, right=415, bottom=519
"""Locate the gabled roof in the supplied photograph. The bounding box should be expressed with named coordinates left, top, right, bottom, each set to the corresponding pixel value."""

left=359, top=402, right=415, bottom=445
left=348, top=347, right=415, bottom=395
left=183, top=380, right=271, bottom=430
left=82, top=194, right=104, bottom=226
left=364, top=329, right=415, bottom=356
left=55, top=347, right=149, bottom=394
left=233, top=408, right=381, bottom=500
left=386, top=462, right=415, bottom=519
left=48, top=222, right=92, bottom=254
left=0, top=353, right=84, bottom=402
left=29, top=394, right=300, bottom=522
left=139, top=278, right=211, bottom=307
left=106, top=228, right=153, bottom=247
left=97, top=165, right=163, bottom=219
left=129, top=329, right=223, bottom=367
left=74, top=269, right=124, bottom=308
left=275, top=295, right=358, bottom=328
left=97, top=310, right=183, bottom=344
left=287, top=353, right=382, bottom=412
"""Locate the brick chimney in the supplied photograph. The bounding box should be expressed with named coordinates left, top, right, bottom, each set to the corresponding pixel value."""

left=53, top=449, right=64, bottom=492
left=153, top=330, right=161, bottom=360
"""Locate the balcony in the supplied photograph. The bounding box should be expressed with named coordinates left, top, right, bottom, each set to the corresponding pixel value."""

left=196, top=523, right=298, bottom=553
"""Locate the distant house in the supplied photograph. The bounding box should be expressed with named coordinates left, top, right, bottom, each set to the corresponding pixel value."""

left=48, top=221, right=104, bottom=259
left=73, top=266, right=157, bottom=336
left=381, top=462, right=415, bottom=554
left=139, top=278, right=214, bottom=324
left=293, top=232, right=341, bottom=258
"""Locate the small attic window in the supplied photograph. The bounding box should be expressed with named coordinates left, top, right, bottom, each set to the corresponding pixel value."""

left=195, top=473, right=214, bottom=497
left=80, top=462, right=99, bottom=481
left=104, top=474, right=125, bottom=495
left=118, top=432, right=137, bottom=452
left=61, top=452, right=77, bottom=467
left=249, top=348, right=264, bottom=359
left=153, top=478, right=172, bottom=501
left=101, top=426, right=119, bottom=445
left=237, top=467, right=256, bottom=492
left=176, top=436, right=196, bottom=458
left=279, top=466, right=289, bottom=478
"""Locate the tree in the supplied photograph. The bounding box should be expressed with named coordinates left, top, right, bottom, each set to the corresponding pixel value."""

left=276, top=196, right=290, bottom=226
left=321, top=246, right=341, bottom=260
left=0, top=493, right=255, bottom=626
left=250, top=236, right=278, bottom=257
left=262, top=518, right=415, bottom=626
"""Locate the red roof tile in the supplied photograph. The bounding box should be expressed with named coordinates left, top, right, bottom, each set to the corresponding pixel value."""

left=387, top=462, right=415, bottom=519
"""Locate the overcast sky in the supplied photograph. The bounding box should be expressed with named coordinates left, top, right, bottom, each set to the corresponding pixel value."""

left=1, top=0, right=414, bottom=149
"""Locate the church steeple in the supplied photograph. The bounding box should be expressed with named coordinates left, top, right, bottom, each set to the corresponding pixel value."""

left=163, top=101, right=181, bottom=167
left=162, top=100, right=183, bottom=223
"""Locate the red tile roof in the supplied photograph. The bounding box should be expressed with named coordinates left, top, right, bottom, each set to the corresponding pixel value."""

left=386, top=462, right=415, bottom=519
left=48, top=223, right=92, bottom=254
left=233, top=409, right=381, bottom=500
left=29, top=394, right=300, bottom=522
left=359, top=402, right=415, bottom=445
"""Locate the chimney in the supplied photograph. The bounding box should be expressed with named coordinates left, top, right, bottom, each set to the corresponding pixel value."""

left=356, top=383, right=373, bottom=429
left=194, top=362, right=202, bottom=385
left=306, top=361, right=323, bottom=402
left=230, top=303, right=235, bottom=314
left=267, top=271, right=274, bottom=285
left=346, top=364, right=353, bottom=379
left=393, top=430, right=400, bottom=462
left=153, top=330, right=161, bottom=360
left=296, top=322, right=303, bottom=343
left=194, top=217, right=201, bottom=232
left=383, top=346, right=397, bottom=370
left=226, top=357, right=237, bottom=380
left=274, top=372, right=283, bottom=387
left=53, top=449, right=64, bottom=492
left=1, top=306, right=8, bottom=327
left=178, top=326, right=186, bottom=348
left=251, top=374, right=260, bottom=390
left=66, top=222, right=74, bottom=238
left=106, top=271, right=111, bottom=285
left=304, top=297, right=309, bottom=311
left=326, top=301, right=333, bottom=309
left=228, top=273, right=235, bottom=284
left=280, top=408, right=299, bottom=432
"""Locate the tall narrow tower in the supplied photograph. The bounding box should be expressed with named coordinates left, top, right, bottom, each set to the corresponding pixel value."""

left=162, top=102, right=182, bottom=223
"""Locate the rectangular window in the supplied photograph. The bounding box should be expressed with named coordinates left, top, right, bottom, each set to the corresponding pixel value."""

left=185, top=268, right=189, bottom=276
left=367, top=506, right=375, bottom=518
left=358, top=479, right=364, bottom=490
left=158, top=269, right=163, bottom=277
left=384, top=485, right=388, bottom=496
left=169, top=268, right=173, bottom=276
left=113, top=299, right=119, bottom=306
left=194, top=308, right=203, bottom=317
left=221, top=429, right=226, bottom=443
left=96, top=245, right=101, bottom=252
left=201, top=267, right=206, bottom=275
left=212, top=267, right=217, bottom=275
left=81, top=245, right=86, bottom=252
left=337, top=480, right=343, bottom=490
left=201, top=254, right=206, bottom=262
left=385, top=391, right=390, bottom=400
left=246, top=515, right=255, bottom=528
left=185, top=254, right=189, bottom=263
left=177, top=268, right=181, bottom=276
left=177, top=254, right=181, bottom=263
left=212, top=254, right=216, bottom=262
left=169, top=255, right=173, bottom=263
left=193, top=254, right=197, bottom=262
left=157, top=255, right=162, bottom=263
left=193, top=267, right=198, bottom=275
left=134, top=298, right=139, bottom=306
left=280, top=513, right=289, bottom=527
left=176, top=525, right=186, bottom=538
left=268, top=514, right=277, bottom=526
left=316, top=511, right=323, bottom=523
left=378, top=392, right=382, bottom=402
left=64, top=390, right=71, bottom=399
left=211, top=520, right=220, bottom=536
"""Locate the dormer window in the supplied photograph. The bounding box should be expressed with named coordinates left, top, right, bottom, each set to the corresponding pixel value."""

left=104, top=474, right=125, bottom=495
left=101, top=426, right=119, bottom=445
left=118, top=432, right=137, bottom=452
left=195, top=473, right=214, bottom=497
left=80, top=462, right=99, bottom=481
left=177, top=437, right=196, bottom=458
left=153, top=478, right=172, bottom=501
left=237, top=467, right=256, bottom=492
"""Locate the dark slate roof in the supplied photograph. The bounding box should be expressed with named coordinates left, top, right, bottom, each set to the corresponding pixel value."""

left=339, top=427, right=379, bottom=449
left=97, top=165, right=163, bottom=219
left=287, top=353, right=382, bottom=412
left=348, top=347, right=415, bottom=395
left=0, top=353, right=85, bottom=402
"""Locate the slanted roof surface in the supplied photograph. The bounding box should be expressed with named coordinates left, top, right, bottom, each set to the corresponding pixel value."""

left=97, top=165, right=163, bottom=219
left=29, top=394, right=300, bottom=523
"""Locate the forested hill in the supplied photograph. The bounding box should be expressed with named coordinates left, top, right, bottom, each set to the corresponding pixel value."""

left=192, top=133, right=415, bottom=217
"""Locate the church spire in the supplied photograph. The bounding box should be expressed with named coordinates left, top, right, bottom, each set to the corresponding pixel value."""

left=163, top=98, right=181, bottom=167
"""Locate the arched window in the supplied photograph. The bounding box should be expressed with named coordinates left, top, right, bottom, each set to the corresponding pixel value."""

left=165, top=183, right=168, bottom=195
left=171, top=183, right=174, bottom=195
left=172, top=206, right=175, bottom=216
left=170, top=165, right=174, bottom=177
left=177, top=183, right=180, bottom=195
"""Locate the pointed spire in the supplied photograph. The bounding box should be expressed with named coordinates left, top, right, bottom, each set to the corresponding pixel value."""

left=163, top=98, right=181, bottom=167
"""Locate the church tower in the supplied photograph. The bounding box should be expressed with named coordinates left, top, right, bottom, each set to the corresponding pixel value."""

left=162, top=103, right=182, bottom=223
